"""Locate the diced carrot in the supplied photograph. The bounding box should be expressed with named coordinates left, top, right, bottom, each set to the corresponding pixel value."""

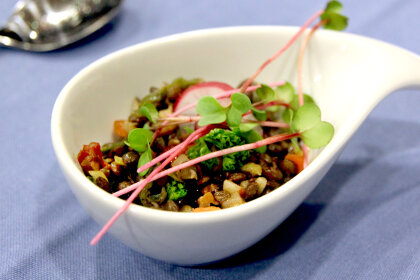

left=192, top=206, right=221, bottom=212
left=285, top=153, right=304, bottom=173
left=113, top=120, right=129, bottom=138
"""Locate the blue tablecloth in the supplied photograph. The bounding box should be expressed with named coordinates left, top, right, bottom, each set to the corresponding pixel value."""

left=1, top=0, right=420, bottom=279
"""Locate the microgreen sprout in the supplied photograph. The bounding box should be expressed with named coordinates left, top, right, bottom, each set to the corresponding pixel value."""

left=126, top=128, right=154, bottom=176
left=256, top=84, right=276, bottom=102
left=140, top=103, right=159, bottom=123
left=126, top=128, right=153, bottom=152
left=137, top=144, right=152, bottom=176
left=250, top=106, right=267, bottom=121
left=196, top=96, right=227, bottom=126
left=227, top=93, right=252, bottom=127
left=291, top=103, right=334, bottom=149
left=321, top=0, right=348, bottom=31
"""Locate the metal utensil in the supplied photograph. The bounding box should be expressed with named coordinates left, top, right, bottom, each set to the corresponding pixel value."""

left=0, top=0, right=123, bottom=52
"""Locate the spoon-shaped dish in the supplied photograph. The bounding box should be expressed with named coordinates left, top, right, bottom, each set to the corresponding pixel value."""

left=51, top=26, right=420, bottom=265
left=0, top=0, right=123, bottom=52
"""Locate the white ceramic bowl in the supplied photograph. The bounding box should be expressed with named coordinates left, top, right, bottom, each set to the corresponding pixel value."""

left=51, top=26, right=420, bottom=265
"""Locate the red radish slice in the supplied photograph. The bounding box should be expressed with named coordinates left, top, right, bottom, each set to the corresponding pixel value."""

left=173, top=81, right=233, bottom=115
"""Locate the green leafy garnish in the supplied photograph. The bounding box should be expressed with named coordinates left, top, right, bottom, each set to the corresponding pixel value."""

left=137, top=145, right=152, bottom=176
left=291, top=103, right=321, bottom=132
left=301, top=121, right=334, bottom=149
left=166, top=180, right=187, bottom=200
left=251, top=106, right=267, bottom=121
left=321, top=1, right=348, bottom=31
left=140, top=103, right=159, bottom=123
left=290, top=94, right=315, bottom=111
left=291, top=103, right=334, bottom=149
left=282, top=108, right=294, bottom=124
left=256, top=84, right=276, bottom=102
left=227, top=93, right=252, bottom=127
left=274, top=82, right=295, bottom=103
left=231, top=93, right=252, bottom=111
left=227, top=107, right=242, bottom=127
left=239, top=123, right=258, bottom=132
left=196, top=96, right=227, bottom=126
left=126, top=128, right=153, bottom=152
left=325, top=0, right=343, bottom=13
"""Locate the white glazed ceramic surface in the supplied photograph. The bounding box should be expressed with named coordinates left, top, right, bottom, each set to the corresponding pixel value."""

left=51, top=26, right=420, bottom=265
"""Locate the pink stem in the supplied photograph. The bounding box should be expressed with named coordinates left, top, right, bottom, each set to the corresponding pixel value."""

left=246, top=120, right=290, bottom=129
left=262, top=100, right=291, bottom=109
left=302, top=144, right=309, bottom=168
left=240, top=10, right=324, bottom=93
left=158, top=116, right=201, bottom=122
left=298, top=20, right=324, bottom=106
left=297, top=20, right=325, bottom=167
left=151, top=120, right=195, bottom=129
left=91, top=125, right=213, bottom=245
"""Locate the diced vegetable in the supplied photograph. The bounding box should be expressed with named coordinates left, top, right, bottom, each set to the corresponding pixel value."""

left=113, top=120, right=137, bottom=138
left=197, top=192, right=219, bottom=208
left=285, top=153, right=304, bottom=173
left=77, top=142, right=106, bottom=174
left=221, top=180, right=245, bottom=208
left=114, top=156, right=125, bottom=166
left=88, top=170, right=108, bottom=181
left=192, top=206, right=221, bottom=212
left=241, top=162, right=262, bottom=177
left=255, top=177, right=268, bottom=195
left=171, top=154, right=198, bottom=180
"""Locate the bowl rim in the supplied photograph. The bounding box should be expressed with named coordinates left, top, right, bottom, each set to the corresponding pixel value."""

left=51, top=25, right=347, bottom=225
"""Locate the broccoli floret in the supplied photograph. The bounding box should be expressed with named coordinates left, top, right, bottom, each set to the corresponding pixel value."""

left=205, top=128, right=250, bottom=171
left=187, top=138, right=218, bottom=170
left=187, top=128, right=251, bottom=171
left=166, top=180, right=187, bottom=201
left=203, top=128, right=245, bottom=150
left=222, top=151, right=250, bottom=171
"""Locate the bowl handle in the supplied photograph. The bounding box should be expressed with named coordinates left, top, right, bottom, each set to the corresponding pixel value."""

left=386, top=46, right=420, bottom=92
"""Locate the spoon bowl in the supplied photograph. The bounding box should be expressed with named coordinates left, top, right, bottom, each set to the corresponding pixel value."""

left=51, top=26, right=420, bottom=265
left=0, top=0, right=123, bottom=52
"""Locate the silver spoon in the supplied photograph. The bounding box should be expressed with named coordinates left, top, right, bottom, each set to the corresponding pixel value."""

left=0, top=0, right=123, bottom=52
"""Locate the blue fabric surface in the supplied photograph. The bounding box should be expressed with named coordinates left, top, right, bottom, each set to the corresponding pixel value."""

left=1, top=0, right=420, bottom=279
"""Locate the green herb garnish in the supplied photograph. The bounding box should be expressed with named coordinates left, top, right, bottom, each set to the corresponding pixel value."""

left=227, top=93, right=252, bottom=127
left=196, top=96, right=227, bottom=126
left=321, top=0, right=348, bottom=31
left=291, top=103, right=334, bottom=149
left=140, top=103, right=159, bottom=123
